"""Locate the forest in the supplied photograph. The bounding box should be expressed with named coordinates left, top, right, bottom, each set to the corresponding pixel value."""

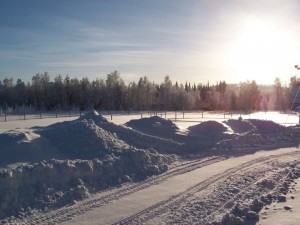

left=0, top=71, right=299, bottom=113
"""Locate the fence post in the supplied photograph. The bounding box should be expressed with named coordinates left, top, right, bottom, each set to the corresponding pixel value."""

left=224, top=111, right=225, bottom=119
left=175, top=111, right=177, bottom=122
left=5, top=111, right=7, bottom=122
left=141, top=113, right=143, bottom=118
left=165, top=111, right=166, bottom=118
left=110, top=114, right=112, bottom=120
left=202, top=110, right=203, bottom=118
left=24, top=109, right=26, bottom=120
left=40, top=111, right=42, bottom=119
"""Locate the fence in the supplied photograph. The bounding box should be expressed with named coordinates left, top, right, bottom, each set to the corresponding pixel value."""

left=0, top=110, right=84, bottom=122
left=0, top=110, right=298, bottom=125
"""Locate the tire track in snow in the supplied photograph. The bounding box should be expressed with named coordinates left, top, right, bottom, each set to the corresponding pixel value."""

left=202, top=160, right=297, bottom=224
left=113, top=151, right=300, bottom=225
left=24, top=156, right=224, bottom=225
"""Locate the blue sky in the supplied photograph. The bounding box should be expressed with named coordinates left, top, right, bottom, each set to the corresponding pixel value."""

left=0, top=0, right=300, bottom=85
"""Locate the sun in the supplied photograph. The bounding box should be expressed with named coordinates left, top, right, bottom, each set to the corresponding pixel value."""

left=228, top=17, right=298, bottom=84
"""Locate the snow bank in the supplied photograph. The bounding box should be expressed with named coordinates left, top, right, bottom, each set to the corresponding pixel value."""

left=0, top=148, right=174, bottom=219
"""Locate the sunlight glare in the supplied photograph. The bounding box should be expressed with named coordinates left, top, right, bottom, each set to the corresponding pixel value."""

left=228, top=17, right=298, bottom=84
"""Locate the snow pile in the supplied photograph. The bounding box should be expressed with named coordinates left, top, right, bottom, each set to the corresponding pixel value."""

left=214, top=119, right=300, bottom=151
left=247, top=119, right=283, bottom=134
left=79, top=109, right=110, bottom=123
left=1, top=112, right=300, bottom=223
left=125, top=117, right=233, bottom=152
left=0, top=130, right=28, bottom=147
left=77, top=111, right=185, bottom=155
left=0, top=130, right=66, bottom=168
left=54, top=113, right=296, bottom=156
left=188, top=121, right=229, bottom=136
left=0, top=149, right=174, bottom=220
left=38, top=118, right=129, bottom=159
left=125, top=116, right=180, bottom=139
left=38, top=110, right=184, bottom=158
left=223, top=119, right=256, bottom=134
left=222, top=119, right=285, bottom=135
left=0, top=111, right=181, bottom=219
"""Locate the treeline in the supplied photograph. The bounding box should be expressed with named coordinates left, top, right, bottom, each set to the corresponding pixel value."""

left=0, top=71, right=298, bottom=112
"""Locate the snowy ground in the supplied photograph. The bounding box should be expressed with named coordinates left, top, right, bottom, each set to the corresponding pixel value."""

left=0, top=111, right=300, bottom=225
left=1, top=110, right=298, bottom=132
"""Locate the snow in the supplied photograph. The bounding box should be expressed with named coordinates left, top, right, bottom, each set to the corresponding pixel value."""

left=125, top=116, right=180, bottom=138
left=0, top=130, right=67, bottom=169
left=187, top=120, right=229, bottom=135
left=0, top=110, right=300, bottom=224
left=224, top=119, right=256, bottom=134
left=259, top=178, right=300, bottom=225
left=54, top=148, right=299, bottom=225
left=0, top=116, right=78, bottom=133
